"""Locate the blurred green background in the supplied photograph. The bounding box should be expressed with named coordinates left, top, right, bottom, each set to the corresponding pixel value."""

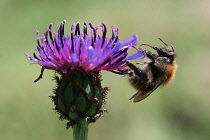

left=1, top=0, right=210, bottom=139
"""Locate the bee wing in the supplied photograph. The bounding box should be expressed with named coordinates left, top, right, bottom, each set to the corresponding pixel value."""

left=132, top=90, right=155, bottom=102
left=130, top=81, right=164, bottom=103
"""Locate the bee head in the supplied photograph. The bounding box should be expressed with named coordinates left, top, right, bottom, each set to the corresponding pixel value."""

left=152, top=46, right=175, bottom=61
left=145, top=38, right=175, bottom=62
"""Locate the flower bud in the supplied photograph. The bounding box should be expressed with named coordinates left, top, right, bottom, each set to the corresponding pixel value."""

left=51, top=69, right=108, bottom=128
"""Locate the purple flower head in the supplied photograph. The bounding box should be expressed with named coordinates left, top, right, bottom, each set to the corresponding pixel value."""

left=25, top=20, right=144, bottom=81
left=24, top=20, right=146, bottom=129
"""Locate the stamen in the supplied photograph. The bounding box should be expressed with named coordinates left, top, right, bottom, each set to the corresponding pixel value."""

left=44, top=28, right=49, bottom=44
left=79, top=38, right=82, bottom=56
left=101, top=23, right=107, bottom=46
left=89, top=23, right=96, bottom=44
left=54, top=37, right=60, bottom=53
left=59, top=20, right=66, bottom=47
left=59, top=22, right=63, bottom=37
left=75, top=23, right=80, bottom=35
left=36, top=30, right=40, bottom=40
left=33, top=53, right=41, bottom=60
left=48, top=23, right=54, bottom=43
left=83, top=22, right=87, bottom=36
left=34, top=67, right=45, bottom=82
left=94, top=57, right=111, bottom=69
left=114, top=28, right=119, bottom=43
left=115, top=55, right=127, bottom=63
left=71, top=24, right=75, bottom=53
left=36, top=30, right=41, bottom=47
left=40, top=46, right=51, bottom=61
left=37, top=40, right=41, bottom=47
left=111, top=26, right=115, bottom=39
left=113, top=48, right=128, bottom=59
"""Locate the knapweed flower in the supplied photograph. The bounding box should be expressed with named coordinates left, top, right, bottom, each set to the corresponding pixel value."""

left=24, top=20, right=144, bottom=128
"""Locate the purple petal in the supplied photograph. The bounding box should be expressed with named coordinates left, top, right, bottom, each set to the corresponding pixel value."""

left=124, top=51, right=145, bottom=60
left=25, top=21, right=145, bottom=75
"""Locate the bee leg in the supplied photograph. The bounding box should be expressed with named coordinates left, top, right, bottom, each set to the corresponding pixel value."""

left=136, top=62, right=146, bottom=65
left=129, top=91, right=140, bottom=100
left=127, top=62, right=147, bottom=80
left=109, top=70, right=128, bottom=75
left=145, top=51, right=155, bottom=64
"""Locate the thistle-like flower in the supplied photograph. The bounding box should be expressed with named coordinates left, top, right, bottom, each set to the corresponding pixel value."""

left=24, top=20, right=144, bottom=129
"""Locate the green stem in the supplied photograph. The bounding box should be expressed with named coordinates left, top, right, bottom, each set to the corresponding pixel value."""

left=73, top=122, right=88, bottom=140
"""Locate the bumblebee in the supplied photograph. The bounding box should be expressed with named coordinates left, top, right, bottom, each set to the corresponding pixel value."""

left=112, top=38, right=178, bottom=102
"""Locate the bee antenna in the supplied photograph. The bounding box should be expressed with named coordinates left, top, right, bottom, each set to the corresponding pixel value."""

left=158, top=38, right=174, bottom=52
left=158, top=38, right=168, bottom=47
left=170, top=46, right=175, bottom=52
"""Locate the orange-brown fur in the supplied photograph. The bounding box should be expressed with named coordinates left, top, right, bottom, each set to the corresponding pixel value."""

left=161, top=61, right=178, bottom=86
